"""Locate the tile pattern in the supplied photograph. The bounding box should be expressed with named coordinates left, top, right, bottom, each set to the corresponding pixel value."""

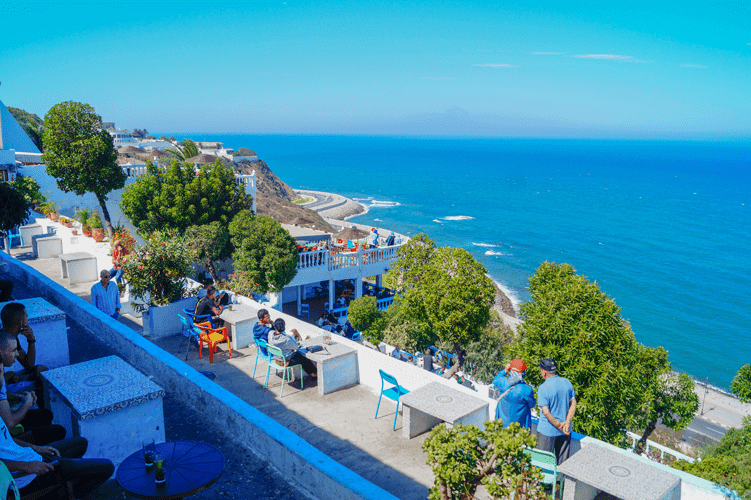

left=42, top=355, right=165, bottom=420
left=0, top=297, right=66, bottom=326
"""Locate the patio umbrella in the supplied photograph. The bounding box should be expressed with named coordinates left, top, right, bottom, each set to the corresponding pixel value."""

left=334, top=227, right=369, bottom=240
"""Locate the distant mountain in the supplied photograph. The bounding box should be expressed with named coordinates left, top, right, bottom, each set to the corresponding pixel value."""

left=235, top=159, right=335, bottom=233
left=7, top=106, right=44, bottom=152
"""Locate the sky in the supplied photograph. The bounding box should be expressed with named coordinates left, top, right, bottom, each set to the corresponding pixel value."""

left=1, top=0, right=750, bottom=138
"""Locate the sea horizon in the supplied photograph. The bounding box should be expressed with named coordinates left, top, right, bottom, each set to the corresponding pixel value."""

left=156, top=134, right=751, bottom=389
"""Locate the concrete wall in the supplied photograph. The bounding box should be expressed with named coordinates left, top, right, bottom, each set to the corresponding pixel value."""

left=0, top=250, right=398, bottom=500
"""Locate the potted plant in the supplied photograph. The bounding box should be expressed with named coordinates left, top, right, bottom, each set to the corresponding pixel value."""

left=87, top=211, right=105, bottom=242
left=75, top=208, right=92, bottom=237
left=120, top=231, right=197, bottom=338
left=37, top=201, right=59, bottom=220
left=61, top=216, right=73, bottom=228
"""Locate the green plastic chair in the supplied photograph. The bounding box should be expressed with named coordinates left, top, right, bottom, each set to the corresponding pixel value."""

left=0, top=461, right=20, bottom=500
left=264, top=344, right=303, bottom=397
left=525, top=448, right=561, bottom=499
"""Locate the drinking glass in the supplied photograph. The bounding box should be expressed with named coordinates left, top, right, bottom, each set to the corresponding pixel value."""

left=154, top=454, right=166, bottom=483
left=142, top=439, right=155, bottom=468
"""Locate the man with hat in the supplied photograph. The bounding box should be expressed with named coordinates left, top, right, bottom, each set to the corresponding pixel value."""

left=492, top=358, right=536, bottom=429
left=537, top=358, right=576, bottom=464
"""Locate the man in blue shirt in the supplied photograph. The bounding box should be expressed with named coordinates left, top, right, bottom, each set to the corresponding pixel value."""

left=90, top=270, right=120, bottom=319
left=536, top=358, right=577, bottom=464
left=253, top=309, right=273, bottom=356
left=492, top=358, right=536, bottom=429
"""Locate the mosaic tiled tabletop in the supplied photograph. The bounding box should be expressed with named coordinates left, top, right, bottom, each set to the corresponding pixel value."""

left=42, top=355, right=165, bottom=420
left=400, top=381, right=488, bottom=423
left=559, top=444, right=681, bottom=500
left=0, top=297, right=66, bottom=326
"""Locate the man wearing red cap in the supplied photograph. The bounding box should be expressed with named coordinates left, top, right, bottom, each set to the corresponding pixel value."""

left=492, top=358, right=536, bottom=429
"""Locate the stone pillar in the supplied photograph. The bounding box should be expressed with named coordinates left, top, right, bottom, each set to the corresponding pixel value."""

left=328, top=278, right=335, bottom=312
left=297, top=285, right=302, bottom=316
left=376, top=275, right=382, bottom=288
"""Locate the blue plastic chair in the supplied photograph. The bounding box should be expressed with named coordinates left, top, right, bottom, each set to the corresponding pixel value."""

left=179, top=314, right=201, bottom=360
left=253, top=337, right=272, bottom=378
left=6, top=228, right=23, bottom=249
left=0, top=462, right=20, bottom=500
left=183, top=307, right=216, bottom=328
left=264, top=344, right=303, bottom=397
left=375, top=369, right=410, bottom=431
left=300, top=303, right=310, bottom=319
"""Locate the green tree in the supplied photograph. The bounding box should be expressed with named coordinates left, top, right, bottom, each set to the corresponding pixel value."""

left=348, top=296, right=388, bottom=344
left=120, top=159, right=251, bottom=234
left=120, top=231, right=196, bottom=310
left=7, top=106, right=44, bottom=151
left=632, top=354, right=698, bottom=454
left=0, top=183, right=31, bottom=237
left=10, top=175, right=44, bottom=207
left=165, top=139, right=199, bottom=161
left=673, top=415, right=751, bottom=500
left=228, top=210, right=298, bottom=293
left=185, top=222, right=230, bottom=283
left=732, top=364, right=751, bottom=403
left=424, top=421, right=549, bottom=500
left=464, top=313, right=514, bottom=385
left=42, top=101, right=126, bottom=239
left=381, top=304, right=434, bottom=354
left=386, top=234, right=495, bottom=356
left=510, top=262, right=651, bottom=446
left=130, top=128, right=148, bottom=139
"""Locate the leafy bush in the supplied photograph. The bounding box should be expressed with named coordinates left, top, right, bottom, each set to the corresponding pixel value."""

left=731, top=364, right=751, bottom=403
left=672, top=416, right=751, bottom=499
left=348, top=296, right=387, bottom=344
left=464, top=313, right=514, bottom=384
left=0, top=183, right=31, bottom=237
left=424, top=420, right=549, bottom=500
left=74, top=208, right=91, bottom=226
left=10, top=176, right=44, bottom=207
left=120, top=231, right=196, bottom=310
left=112, top=227, right=137, bottom=253
left=86, top=211, right=102, bottom=229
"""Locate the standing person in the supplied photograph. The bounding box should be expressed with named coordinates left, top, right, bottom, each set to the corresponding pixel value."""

left=253, top=309, right=274, bottom=355
left=492, top=359, right=536, bottom=429
left=367, top=228, right=379, bottom=248
left=536, top=358, right=576, bottom=465
left=267, top=318, right=317, bottom=379
left=108, top=240, right=126, bottom=286
left=423, top=348, right=435, bottom=372
left=90, top=270, right=120, bottom=319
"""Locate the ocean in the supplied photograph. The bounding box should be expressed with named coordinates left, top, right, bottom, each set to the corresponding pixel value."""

left=164, top=134, right=751, bottom=389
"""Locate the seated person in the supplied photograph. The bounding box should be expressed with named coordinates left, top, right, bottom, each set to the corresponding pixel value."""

left=0, top=422, right=114, bottom=499
left=342, top=321, right=355, bottom=339
left=0, top=333, right=65, bottom=447
left=454, top=373, right=476, bottom=391
left=316, top=312, right=326, bottom=327
left=326, top=310, right=337, bottom=325
left=194, top=286, right=224, bottom=327
left=321, top=321, right=334, bottom=333
left=197, top=279, right=230, bottom=306
left=0, top=304, right=48, bottom=406
left=267, top=319, right=317, bottom=379
left=390, top=345, right=408, bottom=362
left=108, top=240, right=127, bottom=286
left=253, top=309, right=273, bottom=355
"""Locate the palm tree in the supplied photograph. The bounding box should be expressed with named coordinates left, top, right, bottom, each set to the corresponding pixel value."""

left=165, top=139, right=199, bottom=161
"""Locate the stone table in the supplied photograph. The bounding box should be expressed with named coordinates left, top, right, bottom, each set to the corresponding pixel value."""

left=558, top=444, right=681, bottom=500
left=32, top=233, right=62, bottom=259
left=301, top=337, right=359, bottom=395
left=0, top=297, right=69, bottom=370
left=221, top=304, right=257, bottom=350
left=19, top=224, right=45, bottom=248
left=42, top=355, right=166, bottom=465
left=398, top=381, right=489, bottom=439
left=59, top=252, right=98, bottom=285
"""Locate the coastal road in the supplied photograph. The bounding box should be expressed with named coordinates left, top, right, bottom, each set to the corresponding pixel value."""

left=682, top=417, right=727, bottom=447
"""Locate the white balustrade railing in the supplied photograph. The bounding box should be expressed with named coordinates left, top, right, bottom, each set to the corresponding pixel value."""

left=297, top=244, right=403, bottom=272
left=298, top=250, right=328, bottom=269
left=235, top=174, right=256, bottom=189
left=625, top=431, right=695, bottom=463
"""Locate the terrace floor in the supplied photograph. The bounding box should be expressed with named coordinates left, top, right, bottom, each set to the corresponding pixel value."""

left=9, top=247, right=435, bottom=500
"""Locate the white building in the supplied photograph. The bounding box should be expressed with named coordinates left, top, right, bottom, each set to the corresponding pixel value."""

left=0, top=99, right=43, bottom=180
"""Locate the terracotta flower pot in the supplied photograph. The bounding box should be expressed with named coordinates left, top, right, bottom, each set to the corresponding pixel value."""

left=82, top=225, right=92, bottom=237
left=92, top=228, right=105, bottom=242
left=62, top=220, right=73, bottom=228
left=72, top=229, right=78, bottom=235
left=49, top=212, right=59, bottom=222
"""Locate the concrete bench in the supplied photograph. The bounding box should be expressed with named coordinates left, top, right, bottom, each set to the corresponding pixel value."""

left=43, top=356, right=166, bottom=465
left=19, top=224, right=45, bottom=248
left=59, top=252, right=98, bottom=285
left=32, top=234, right=63, bottom=259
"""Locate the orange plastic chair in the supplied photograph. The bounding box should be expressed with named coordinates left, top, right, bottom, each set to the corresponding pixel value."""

left=195, top=323, right=232, bottom=363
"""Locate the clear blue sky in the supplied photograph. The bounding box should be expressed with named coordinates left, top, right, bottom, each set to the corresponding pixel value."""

left=1, top=0, right=749, bottom=138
